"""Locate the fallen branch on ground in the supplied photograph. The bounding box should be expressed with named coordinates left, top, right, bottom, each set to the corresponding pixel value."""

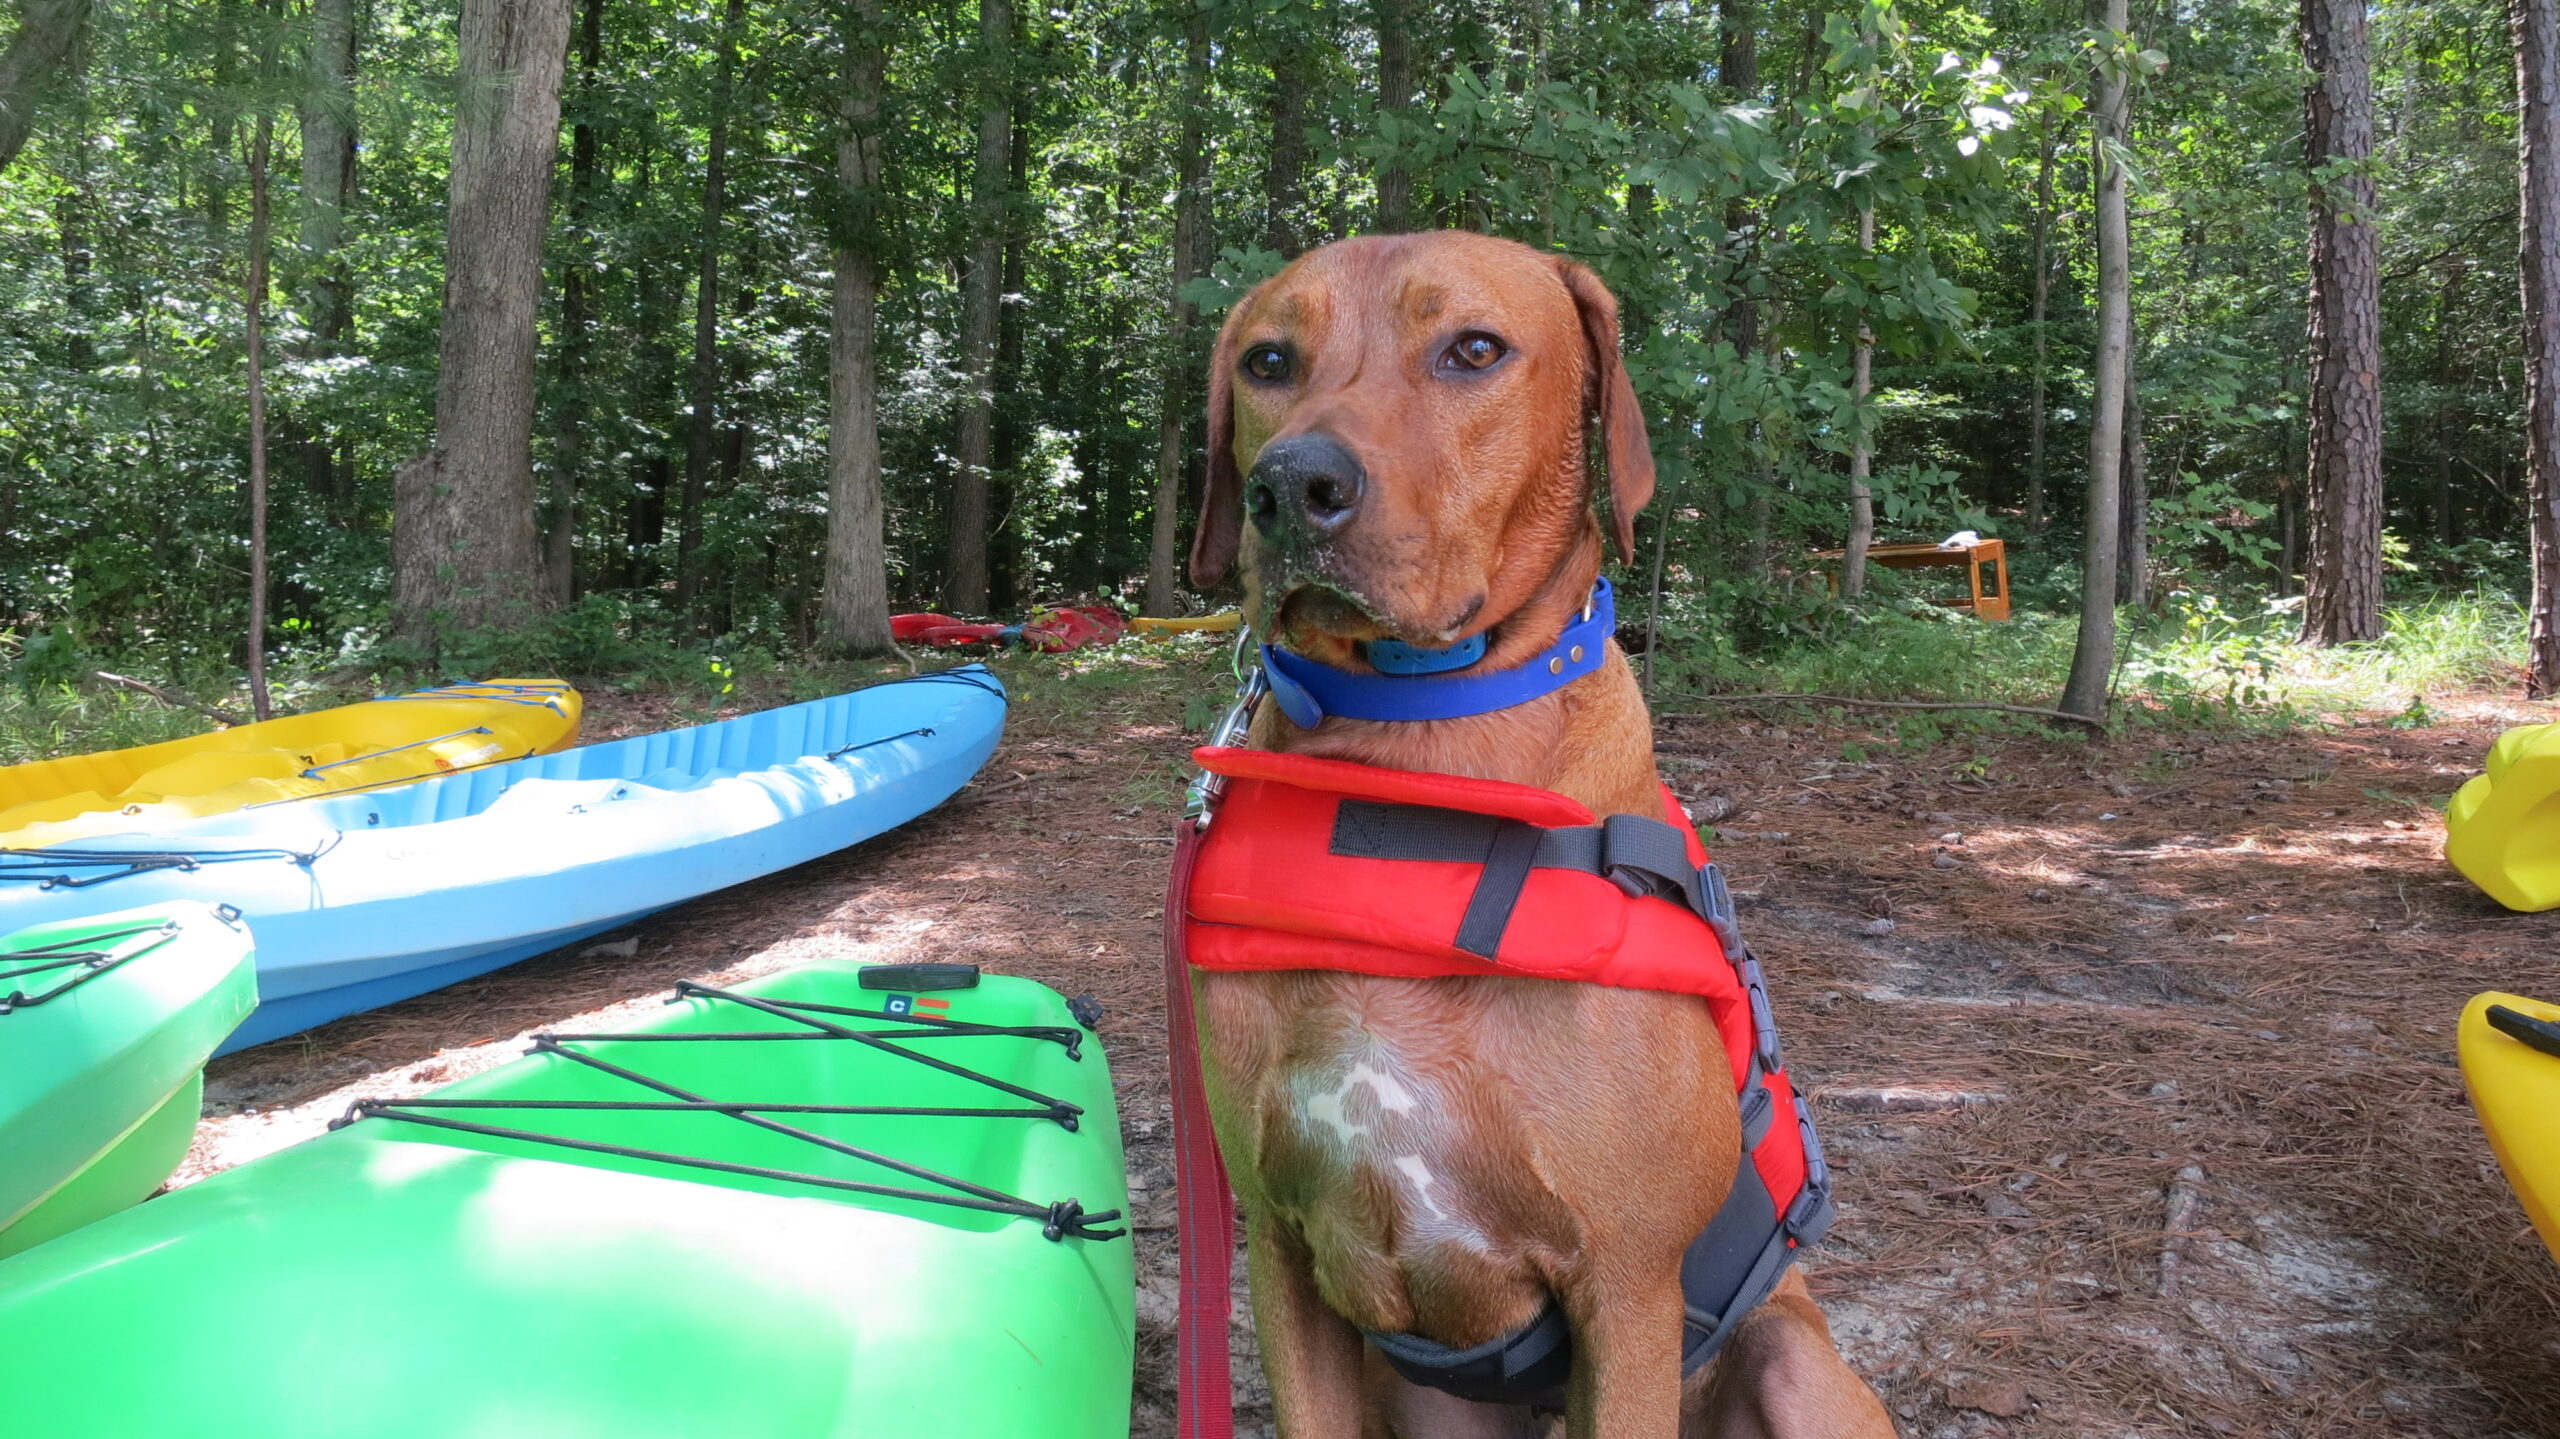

left=1668, top=692, right=2104, bottom=729
left=89, top=670, right=248, bottom=726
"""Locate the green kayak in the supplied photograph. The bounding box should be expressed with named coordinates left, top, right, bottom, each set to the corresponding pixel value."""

left=1, top=902, right=255, bottom=1258
left=0, top=962, right=1136, bottom=1437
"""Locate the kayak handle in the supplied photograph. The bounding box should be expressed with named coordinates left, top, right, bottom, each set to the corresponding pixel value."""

left=2487, top=1003, right=2560, bottom=1061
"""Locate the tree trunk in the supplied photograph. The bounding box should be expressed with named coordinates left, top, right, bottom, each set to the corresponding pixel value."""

left=676, top=0, right=744, bottom=617
left=1373, top=0, right=1413, bottom=232
left=944, top=0, right=1009, bottom=613
left=54, top=17, right=91, bottom=370
left=298, top=0, right=356, bottom=346
left=989, top=116, right=1029, bottom=611
left=390, top=0, right=570, bottom=648
left=2116, top=382, right=2147, bottom=605
left=821, top=0, right=895, bottom=655
left=1264, top=29, right=1311, bottom=257
left=2300, top=0, right=2385, bottom=646
left=2058, top=0, right=2131, bottom=721
left=546, top=0, right=602, bottom=606
left=247, top=107, right=274, bottom=719
left=1143, top=5, right=1208, bottom=616
left=2025, top=117, right=2056, bottom=534
left=0, top=0, right=90, bottom=172
left=2516, top=0, right=2560, bottom=696
left=1841, top=204, right=1876, bottom=597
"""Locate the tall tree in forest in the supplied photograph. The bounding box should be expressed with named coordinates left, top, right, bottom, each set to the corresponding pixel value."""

left=390, top=0, right=570, bottom=647
left=944, top=0, right=1010, bottom=613
left=2299, top=0, right=2384, bottom=646
left=547, top=0, right=602, bottom=604
left=1841, top=203, right=1877, bottom=596
left=1373, top=0, right=1413, bottom=231
left=676, top=0, right=746, bottom=616
left=2058, top=0, right=2132, bottom=721
left=1263, top=18, right=1312, bottom=258
left=2516, top=0, right=2560, bottom=696
left=0, top=0, right=88, bottom=172
left=1144, top=5, right=1207, bottom=615
left=821, top=0, right=895, bottom=654
left=297, top=0, right=355, bottom=351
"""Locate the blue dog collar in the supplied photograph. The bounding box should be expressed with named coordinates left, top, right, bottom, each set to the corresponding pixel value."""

left=1261, top=579, right=1615, bottom=728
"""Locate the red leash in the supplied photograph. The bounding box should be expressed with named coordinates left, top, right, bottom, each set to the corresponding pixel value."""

left=1163, top=816, right=1238, bottom=1438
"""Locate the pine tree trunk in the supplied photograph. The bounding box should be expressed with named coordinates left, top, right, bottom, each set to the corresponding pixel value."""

left=1143, top=6, right=1207, bottom=616
left=2300, top=0, right=2385, bottom=645
left=990, top=118, right=1029, bottom=611
left=1842, top=204, right=1876, bottom=597
left=2025, top=118, right=2056, bottom=534
left=944, top=0, right=1009, bottom=613
left=1373, top=0, right=1413, bottom=232
left=2516, top=0, right=2560, bottom=696
left=2058, top=0, right=2131, bottom=721
left=390, top=0, right=569, bottom=648
left=821, top=0, right=895, bottom=656
left=0, top=0, right=92, bottom=172
left=676, top=0, right=744, bottom=617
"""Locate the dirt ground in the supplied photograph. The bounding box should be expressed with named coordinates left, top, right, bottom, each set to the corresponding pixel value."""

left=179, top=645, right=2560, bottom=1439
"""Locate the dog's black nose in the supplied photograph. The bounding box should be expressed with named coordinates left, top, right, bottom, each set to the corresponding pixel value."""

left=1244, top=434, right=1366, bottom=540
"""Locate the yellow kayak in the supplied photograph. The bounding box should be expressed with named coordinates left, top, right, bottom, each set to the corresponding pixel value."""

left=1129, top=611, right=1241, bottom=637
left=0, top=680, right=581, bottom=849
left=2459, top=991, right=2560, bottom=1264
left=2445, top=722, right=2560, bottom=911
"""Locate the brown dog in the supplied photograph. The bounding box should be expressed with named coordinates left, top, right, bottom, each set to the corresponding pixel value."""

left=1184, top=231, right=1896, bottom=1438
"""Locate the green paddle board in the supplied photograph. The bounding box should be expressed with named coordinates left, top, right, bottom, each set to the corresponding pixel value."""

left=0, top=963, right=1136, bottom=1437
left=1, top=902, right=256, bottom=1257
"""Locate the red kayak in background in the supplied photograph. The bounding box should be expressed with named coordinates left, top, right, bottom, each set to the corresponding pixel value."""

left=891, top=606, right=1128, bottom=653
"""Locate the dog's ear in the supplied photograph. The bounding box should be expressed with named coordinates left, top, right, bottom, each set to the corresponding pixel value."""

left=1189, top=289, right=1260, bottom=588
left=1558, top=259, right=1656, bottom=563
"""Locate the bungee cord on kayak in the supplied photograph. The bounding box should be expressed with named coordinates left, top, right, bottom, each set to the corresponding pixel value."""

left=0, top=918, right=182, bottom=1013
left=0, top=839, right=340, bottom=891
left=333, top=978, right=1129, bottom=1244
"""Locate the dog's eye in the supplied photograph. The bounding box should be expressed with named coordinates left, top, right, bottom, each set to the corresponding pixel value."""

left=1442, top=333, right=1507, bottom=373
left=1242, top=345, right=1292, bottom=383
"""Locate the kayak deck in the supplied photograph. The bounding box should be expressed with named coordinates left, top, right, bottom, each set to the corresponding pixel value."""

left=0, top=679, right=580, bottom=849
left=0, top=963, right=1137, bottom=1438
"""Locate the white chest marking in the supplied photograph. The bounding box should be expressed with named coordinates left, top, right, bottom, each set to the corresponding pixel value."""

left=1304, top=1061, right=1418, bottom=1148
left=1393, top=1155, right=1450, bottom=1220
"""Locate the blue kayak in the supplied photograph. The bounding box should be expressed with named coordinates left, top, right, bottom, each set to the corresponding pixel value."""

left=0, top=669, right=1005, bottom=1051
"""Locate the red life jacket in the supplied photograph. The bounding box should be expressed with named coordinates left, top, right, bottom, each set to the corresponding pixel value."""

left=1178, top=743, right=1835, bottom=1402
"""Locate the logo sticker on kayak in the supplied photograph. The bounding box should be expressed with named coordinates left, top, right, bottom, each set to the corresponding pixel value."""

left=884, top=993, right=953, bottom=1018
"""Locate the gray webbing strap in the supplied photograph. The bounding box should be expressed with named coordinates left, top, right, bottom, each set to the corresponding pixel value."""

left=1330, top=799, right=1716, bottom=931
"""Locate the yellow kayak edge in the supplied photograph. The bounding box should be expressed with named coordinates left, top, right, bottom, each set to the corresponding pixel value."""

left=0, top=679, right=582, bottom=849
left=2459, top=991, right=2560, bottom=1266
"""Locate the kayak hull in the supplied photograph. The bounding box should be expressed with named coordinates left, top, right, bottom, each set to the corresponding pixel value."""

left=2460, top=991, right=2560, bottom=1264
left=0, top=903, right=257, bottom=1256
left=0, top=964, right=1136, bottom=1438
left=0, top=670, right=1005, bottom=1051
left=2444, top=721, right=2560, bottom=912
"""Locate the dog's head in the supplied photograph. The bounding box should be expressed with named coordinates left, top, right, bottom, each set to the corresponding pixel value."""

left=1189, top=232, right=1654, bottom=656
